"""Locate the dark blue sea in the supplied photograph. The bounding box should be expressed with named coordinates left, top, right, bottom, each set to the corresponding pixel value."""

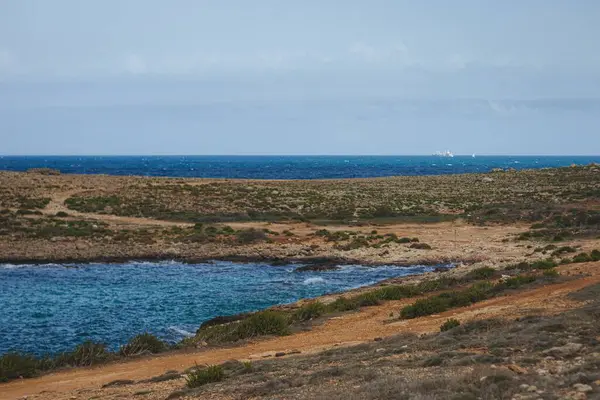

left=0, top=155, right=598, bottom=179
left=0, top=261, right=449, bottom=356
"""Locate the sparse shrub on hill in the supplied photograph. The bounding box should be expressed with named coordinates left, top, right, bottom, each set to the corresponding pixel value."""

left=410, top=243, right=432, bottom=250
left=327, top=297, right=360, bottom=312
left=119, top=333, right=168, bottom=357
left=196, top=311, right=290, bottom=343
left=440, top=318, right=461, bottom=332
left=52, top=341, right=112, bottom=368
left=466, top=267, right=496, bottom=280
left=400, top=276, right=540, bottom=320
left=543, top=269, right=560, bottom=279
left=292, top=302, right=326, bottom=322
left=185, top=364, right=225, bottom=388
left=0, top=353, right=38, bottom=382
left=573, top=252, right=592, bottom=263
left=235, top=228, right=267, bottom=244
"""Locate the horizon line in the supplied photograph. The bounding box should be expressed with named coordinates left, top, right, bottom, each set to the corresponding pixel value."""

left=1, top=154, right=600, bottom=158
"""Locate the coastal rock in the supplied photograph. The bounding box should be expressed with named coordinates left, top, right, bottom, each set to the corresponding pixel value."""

left=543, top=343, right=583, bottom=358
left=573, top=384, right=593, bottom=393
left=294, top=263, right=340, bottom=272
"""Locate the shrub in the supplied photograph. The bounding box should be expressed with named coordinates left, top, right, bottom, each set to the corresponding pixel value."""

left=196, top=311, right=290, bottom=343
left=338, top=237, right=370, bottom=250
left=466, top=267, right=496, bottom=280
left=530, top=259, right=558, bottom=270
left=401, top=296, right=450, bottom=319
left=235, top=228, right=267, bottom=244
left=354, top=292, right=381, bottom=307
left=292, top=302, right=326, bottom=322
left=53, top=341, right=111, bottom=367
left=185, top=364, right=225, bottom=388
left=572, top=253, right=592, bottom=263
left=440, top=318, right=461, bottom=332
left=0, top=353, right=39, bottom=382
left=543, top=269, right=560, bottom=279
left=400, top=277, right=538, bottom=320
left=551, top=246, right=577, bottom=257
left=498, top=275, right=537, bottom=290
left=410, top=243, right=432, bottom=250
left=327, top=297, right=360, bottom=312
left=592, top=249, right=600, bottom=261
left=55, top=211, right=69, bottom=218
left=120, top=333, right=167, bottom=357
left=372, top=285, right=419, bottom=301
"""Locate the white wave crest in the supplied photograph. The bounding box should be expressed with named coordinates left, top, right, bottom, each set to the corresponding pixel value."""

left=303, top=277, right=326, bottom=285
left=168, top=326, right=195, bottom=337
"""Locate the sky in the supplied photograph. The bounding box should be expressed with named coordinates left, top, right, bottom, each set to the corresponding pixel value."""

left=1, top=0, right=599, bottom=155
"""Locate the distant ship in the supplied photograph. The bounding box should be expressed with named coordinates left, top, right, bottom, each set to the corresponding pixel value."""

left=433, top=150, right=454, bottom=158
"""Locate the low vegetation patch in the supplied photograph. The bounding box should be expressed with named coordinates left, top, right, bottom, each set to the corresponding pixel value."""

left=185, top=365, right=225, bottom=388
left=196, top=311, right=290, bottom=344
left=440, top=318, right=461, bottom=332
left=400, top=274, right=542, bottom=319
left=119, top=333, right=168, bottom=357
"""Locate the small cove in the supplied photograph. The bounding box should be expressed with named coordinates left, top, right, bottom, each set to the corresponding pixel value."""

left=0, top=261, right=451, bottom=356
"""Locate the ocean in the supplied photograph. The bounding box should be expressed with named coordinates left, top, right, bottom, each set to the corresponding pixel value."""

left=0, top=155, right=598, bottom=179
left=0, top=261, right=449, bottom=355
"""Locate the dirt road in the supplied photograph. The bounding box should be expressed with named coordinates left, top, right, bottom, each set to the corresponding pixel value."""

left=2, top=261, right=598, bottom=400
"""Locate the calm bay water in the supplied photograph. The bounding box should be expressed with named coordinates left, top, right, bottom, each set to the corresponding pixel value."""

left=0, top=261, right=449, bottom=356
left=1, top=155, right=598, bottom=179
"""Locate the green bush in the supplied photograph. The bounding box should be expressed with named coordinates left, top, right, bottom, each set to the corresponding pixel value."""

left=466, top=267, right=496, bottom=280
left=235, top=228, right=267, bottom=244
left=592, top=249, right=600, bottom=261
left=440, top=318, right=461, bottom=332
left=400, top=296, right=450, bottom=319
left=499, top=275, right=537, bottom=289
left=327, top=297, right=360, bottom=312
left=543, top=268, right=560, bottom=279
left=120, top=333, right=168, bottom=357
left=53, top=341, right=111, bottom=367
left=551, top=246, right=577, bottom=257
left=572, top=252, right=592, bottom=263
left=354, top=292, right=381, bottom=307
left=196, top=311, right=290, bottom=343
left=410, top=243, right=432, bottom=250
left=530, top=259, right=558, bottom=270
left=292, top=302, right=326, bottom=322
left=371, top=285, right=419, bottom=301
left=185, top=364, right=225, bottom=388
left=0, top=353, right=39, bottom=382
left=400, top=277, right=538, bottom=320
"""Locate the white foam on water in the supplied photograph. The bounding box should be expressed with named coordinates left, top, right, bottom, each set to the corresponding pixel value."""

left=303, top=277, right=326, bottom=285
left=168, top=326, right=195, bottom=337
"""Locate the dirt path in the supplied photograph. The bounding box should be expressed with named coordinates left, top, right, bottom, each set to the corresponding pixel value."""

left=43, top=190, right=193, bottom=228
left=3, top=262, right=599, bottom=400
